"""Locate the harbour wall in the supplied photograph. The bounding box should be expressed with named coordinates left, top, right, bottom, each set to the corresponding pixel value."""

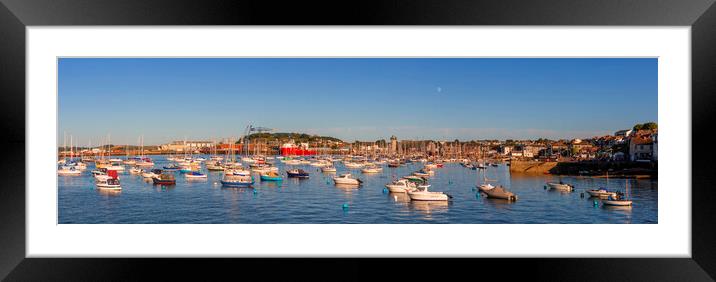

left=510, top=160, right=657, bottom=178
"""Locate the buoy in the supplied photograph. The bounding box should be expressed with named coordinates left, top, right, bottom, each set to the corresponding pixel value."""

left=383, top=188, right=388, bottom=193
left=544, top=185, right=547, bottom=190
left=342, top=203, right=349, bottom=210
left=593, top=200, right=598, bottom=207
left=580, top=192, right=585, bottom=198
left=476, top=193, right=480, bottom=199
left=448, top=181, right=453, bottom=185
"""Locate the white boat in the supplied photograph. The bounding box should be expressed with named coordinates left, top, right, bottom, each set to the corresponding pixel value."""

left=310, top=161, right=329, bottom=167
left=547, top=182, right=574, bottom=191
left=141, top=171, right=157, bottom=178
left=57, top=166, right=82, bottom=175
left=106, top=164, right=125, bottom=171
left=477, top=183, right=495, bottom=192
left=96, top=178, right=122, bottom=190
left=385, top=179, right=418, bottom=193
left=413, top=170, right=430, bottom=177
left=333, top=173, right=363, bottom=185
left=321, top=166, right=337, bottom=173
left=344, top=162, right=364, bottom=169
left=407, top=185, right=450, bottom=201
left=603, top=180, right=633, bottom=206
left=361, top=166, right=383, bottom=173
left=129, top=167, right=142, bottom=174
left=108, top=158, right=123, bottom=162
left=586, top=188, right=618, bottom=198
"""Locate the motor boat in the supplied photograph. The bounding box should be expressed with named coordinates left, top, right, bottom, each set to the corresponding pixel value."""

left=206, top=162, right=225, bottom=171
left=260, top=171, right=283, bottom=181
left=412, top=170, right=431, bottom=177
left=586, top=188, right=618, bottom=198
left=286, top=169, right=310, bottom=178
left=221, top=174, right=254, bottom=187
left=547, top=182, right=574, bottom=192
left=385, top=179, right=418, bottom=193
left=483, top=185, right=518, bottom=201
left=333, top=173, right=362, bottom=185
left=407, top=185, right=450, bottom=201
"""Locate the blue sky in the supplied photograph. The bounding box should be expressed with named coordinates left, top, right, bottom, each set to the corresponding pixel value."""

left=58, top=58, right=657, bottom=145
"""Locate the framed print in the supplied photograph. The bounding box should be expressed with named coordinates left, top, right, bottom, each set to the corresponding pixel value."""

left=1, top=0, right=715, bottom=280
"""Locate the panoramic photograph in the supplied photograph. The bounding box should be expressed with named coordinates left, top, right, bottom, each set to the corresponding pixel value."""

left=57, top=58, right=657, bottom=224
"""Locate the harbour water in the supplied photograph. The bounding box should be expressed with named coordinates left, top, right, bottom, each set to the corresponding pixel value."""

left=58, top=155, right=657, bottom=224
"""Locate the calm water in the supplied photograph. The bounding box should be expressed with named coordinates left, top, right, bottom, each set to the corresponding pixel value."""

left=58, top=155, right=658, bottom=224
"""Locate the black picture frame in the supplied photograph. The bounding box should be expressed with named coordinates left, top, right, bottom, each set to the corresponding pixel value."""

left=1, top=0, right=715, bottom=280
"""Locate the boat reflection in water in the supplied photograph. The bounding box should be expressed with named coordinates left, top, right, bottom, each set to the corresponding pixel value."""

left=410, top=200, right=449, bottom=216
left=96, top=189, right=121, bottom=197
left=335, top=183, right=361, bottom=190
left=388, top=192, right=411, bottom=203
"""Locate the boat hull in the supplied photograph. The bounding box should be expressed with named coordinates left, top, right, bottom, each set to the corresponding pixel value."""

left=153, top=179, right=176, bottom=185
left=408, top=191, right=449, bottom=201
left=221, top=180, right=254, bottom=187
left=602, top=200, right=632, bottom=206
left=260, top=175, right=283, bottom=181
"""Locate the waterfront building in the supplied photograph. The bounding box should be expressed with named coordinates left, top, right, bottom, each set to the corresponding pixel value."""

left=629, top=136, right=654, bottom=161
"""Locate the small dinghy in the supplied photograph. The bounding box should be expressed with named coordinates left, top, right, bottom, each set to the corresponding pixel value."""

left=286, top=169, right=310, bottom=178
left=407, top=185, right=450, bottom=201
left=483, top=185, right=518, bottom=201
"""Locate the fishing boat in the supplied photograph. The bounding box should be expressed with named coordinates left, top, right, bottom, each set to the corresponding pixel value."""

left=483, top=185, right=518, bottom=201
left=152, top=173, right=176, bottom=185
left=185, top=171, right=208, bottom=179
left=260, top=171, right=283, bottom=181
left=286, top=169, right=310, bottom=178
left=385, top=179, right=418, bottom=193
left=603, top=180, right=633, bottom=206
left=407, top=185, right=450, bottom=201
left=547, top=181, right=575, bottom=192
left=321, top=166, right=337, bottom=173
left=221, top=174, right=254, bottom=187
left=333, top=173, right=363, bottom=185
